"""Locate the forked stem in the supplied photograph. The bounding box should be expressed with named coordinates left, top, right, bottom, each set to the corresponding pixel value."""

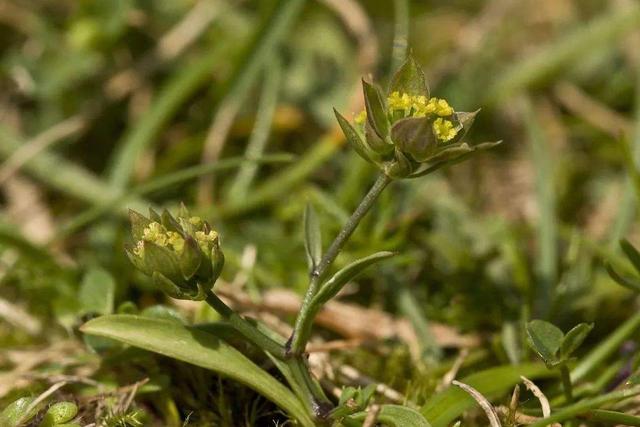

left=288, top=173, right=391, bottom=356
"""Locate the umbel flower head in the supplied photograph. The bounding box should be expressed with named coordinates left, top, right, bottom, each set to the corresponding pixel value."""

left=334, top=55, right=500, bottom=178
left=126, top=205, right=224, bottom=301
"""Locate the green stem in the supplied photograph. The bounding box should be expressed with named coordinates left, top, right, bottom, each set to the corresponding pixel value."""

left=288, top=173, right=391, bottom=356
left=527, top=385, right=640, bottom=427
left=560, top=364, right=573, bottom=403
left=204, top=290, right=285, bottom=359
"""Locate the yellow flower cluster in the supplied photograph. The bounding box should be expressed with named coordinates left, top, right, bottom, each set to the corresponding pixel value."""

left=134, top=219, right=217, bottom=257
left=432, top=118, right=458, bottom=142
left=387, top=92, right=454, bottom=118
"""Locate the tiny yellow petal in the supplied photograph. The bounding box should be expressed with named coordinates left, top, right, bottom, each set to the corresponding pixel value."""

left=435, top=99, right=454, bottom=116
left=433, top=118, right=458, bottom=142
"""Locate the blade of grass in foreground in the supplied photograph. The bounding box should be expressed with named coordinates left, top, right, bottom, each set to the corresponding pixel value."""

left=521, top=97, right=557, bottom=319
left=421, top=363, right=553, bottom=427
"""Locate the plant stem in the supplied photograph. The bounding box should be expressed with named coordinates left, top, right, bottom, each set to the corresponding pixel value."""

left=560, top=365, right=573, bottom=403
left=527, top=385, right=640, bottom=427
left=288, top=173, right=391, bottom=356
left=204, top=290, right=286, bottom=359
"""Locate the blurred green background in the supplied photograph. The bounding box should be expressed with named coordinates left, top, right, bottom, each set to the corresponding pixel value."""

left=2, top=0, right=640, bottom=424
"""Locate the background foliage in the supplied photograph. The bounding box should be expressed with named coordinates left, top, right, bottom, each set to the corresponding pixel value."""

left=2, top=0, right=640, bottom=425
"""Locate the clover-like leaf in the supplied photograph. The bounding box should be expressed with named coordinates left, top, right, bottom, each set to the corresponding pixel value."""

left=389, top=55, right=429, bottom=98
left=362, top=79, right=390, bottom=139
left=39, top=402, right=78, bottom=427
left=559, top=322, right=593, bottom=359
left=526, top=320, right=564, bottom=367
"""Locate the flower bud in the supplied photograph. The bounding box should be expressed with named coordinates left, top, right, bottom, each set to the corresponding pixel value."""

left=126, top=206, right=225, bottom=301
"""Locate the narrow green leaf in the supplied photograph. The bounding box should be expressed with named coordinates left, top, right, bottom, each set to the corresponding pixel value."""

left=572, top=311, right=640, bottom=382
left=621, top=239, right=640, bottom=274
left=80, top=315, right=313, bottom=426
left=312, top=251, right=395, bottom=306
left=421, top=363, right=554, bottom=427
left=334, top=108, right=375, bottom=164
left=362, top=80, right=390, bottom=139
left=526, top=320, right=564, bottom=366
left=588, top=409, right=640, bottom=426
left=606, top=263, right=640, bottom=292
left=389, top=55, right=429, bottom=98
left=79, top=267, right=116, bottom=315
left=560, top=323, right=593, bottom=359
left=526, top=385, right=640, bottom=427
left=303, top=203, right=322, bottom=272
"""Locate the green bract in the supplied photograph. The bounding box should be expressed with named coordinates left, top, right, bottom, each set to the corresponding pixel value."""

left=126, top=205, right=224, bottom=301
left=334, top=54, right=496, bottom=179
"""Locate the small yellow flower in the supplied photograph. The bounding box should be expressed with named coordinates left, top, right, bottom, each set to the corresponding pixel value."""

left=433, top=98, right=453, bottom=116
left=167, top=231, right=185, bottom=254
left=433, top=118, right=458, bottom=142
left=189, top=216, right=202, bottom=225
left=143, top=222, right=168, bottom=246
left=354, top=110, right=367, bottom=125
left=388, top=91, right=412, bottom=111
left=196, top=230, right=219, bottom=251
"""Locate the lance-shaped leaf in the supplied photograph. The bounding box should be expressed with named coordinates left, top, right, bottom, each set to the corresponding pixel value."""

left=621, top=239, right=640, bottom=274
left=365, top=120, right=393, bottom=155
left=406, top=140, right=503, bottom=179
left=144, top=241, right=182, bottom=284
left=312, top=251, right=395, bottom=306
left=80, top=315, right=314, bottom=426
left=129, top=209, right=151, bottom=241
left=210, top=240, right=225, bottom=283
left=161, top=209, right=182, bottom=233
left=389, top=55, right=430, bottom=98
left=526, top=320, right=563, bottom=367
left=334, top=108, right=376, bottom=164
left=303, top=203, right=322, bottom=272
left=559, top=322, right=593, bottom=359
left=362, top=80, right=390, bottom=139
left=391, top=116, right=437, bottom=162
left=148, top=207, right=162, bottom=222
left=451, top=109, right=480, bottom=143
left=606, top=263, right=640, bottom=292
left=180, top=236, right=202, bottom=280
